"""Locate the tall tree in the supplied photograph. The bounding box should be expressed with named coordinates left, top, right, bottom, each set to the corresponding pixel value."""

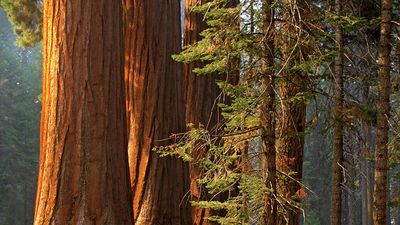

left=123, top=0, right=191, bottom=224
left=331, top=0, right=344, bottom=224
left=276, top=0, right=310, bottom=224
left=373, top=0, right=393, bottom=223
left=184, top=0, right=224, bottom=224
left=260, top=0, right=276, bottom=224
left=183, top=0, right=239, bottom=224
left=34, top=0, right=132, bottom=224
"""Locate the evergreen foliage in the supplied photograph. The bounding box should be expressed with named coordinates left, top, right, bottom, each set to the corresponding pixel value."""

left=0, top=0, right=42, bottom=47
left=160, top=0, right=399, bottom=224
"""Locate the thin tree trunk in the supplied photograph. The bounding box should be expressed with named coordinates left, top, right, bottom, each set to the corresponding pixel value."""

left=373, top=0, right=392, bottom=223
left=34, top=0, right=132, bottom=224
left=361, top=84, right=373, bottom=225
left=123, top=0, right=191, bottom=224
left=368, top=162, right=374, bottom=225
left=260, top=1, right=276, bottom=224
left=331, top=0, right=344, bottom=223
left=276, top=1, right=310, bottom=224
left=361, top=155, right=370, bottom=225
left=347, top=158, right=356, bottom=225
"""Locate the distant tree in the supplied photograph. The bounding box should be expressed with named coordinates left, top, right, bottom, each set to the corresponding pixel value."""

left=330, top=0, right=345, bottom=224
left=275, top=1, right=311, bottom=224
left=0, top=9, right=41, bottom=225
left=34, top=1, right=132, bottom=224
left=373, top=0, right=393, bottom=223
left=259, top=0, right=276, bottom=224
left=123, top=0, right=191, bottom=224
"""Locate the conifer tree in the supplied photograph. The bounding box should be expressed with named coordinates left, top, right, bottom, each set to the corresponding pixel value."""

left=331, top=0, right=345, bottom=224
left=275, top=1, right=311, bottom=224
left=373, top=0, right=393, bottom=223
left=184, top=1, right=226, bottom=223
left=34, top=0, right=132, bottom=224
left=260, top=0, right=277, bottom=224
left=123, top=0, right=191, bottom=224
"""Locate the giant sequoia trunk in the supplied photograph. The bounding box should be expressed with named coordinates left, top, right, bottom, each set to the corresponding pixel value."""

left=373, top=0, right=392, bottom=223
left=184, top=1, right=222, bottom=224
left=331, top=0, right=344, bottom=224
left=123, top=0, right=191, bottom=224
left=184, top=1, right=238, bottom=224
left=34, top=0, right=132, bottom=224
left=276, top=1, right=310, bottom=224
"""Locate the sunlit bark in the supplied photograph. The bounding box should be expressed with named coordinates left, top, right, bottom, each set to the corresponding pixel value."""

left=123, top=0, right=191, bottom=224
left=34, top=0, right=132, bottom=224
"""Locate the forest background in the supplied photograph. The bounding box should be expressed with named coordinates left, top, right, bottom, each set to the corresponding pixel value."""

left=0, top=0, right=399, bottom=225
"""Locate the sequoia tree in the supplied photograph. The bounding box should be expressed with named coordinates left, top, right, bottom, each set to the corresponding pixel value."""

left=123, top=0, right=191, bottom=224
left=183, top=0, right=240, bottom=224
left=34, top=0, right=132, bottom=224
left=373, top=0, right=393, bottom=223
left=184, top=0, right=223, bottom=224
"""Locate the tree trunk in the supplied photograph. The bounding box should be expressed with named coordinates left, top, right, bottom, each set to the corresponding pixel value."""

left=183, top=0, right=238, bottom=224
left=347, top=159, right=356, bottom=225
left=260, top=1, right=276, bottom=224
left=361, top=156, right=369, bottom=225
left=361, top=84, right=373, bottom=225
left=34, top=1, right=132, bottom=224
left=373, top=0, right=392, bottom=223
left=331, top=0, right=344, bottom=223
left=123, top=0, right=191, bottom=224
left=276, top=1, right=310, bottom=225
left=184, top=0, right=223, bottom=224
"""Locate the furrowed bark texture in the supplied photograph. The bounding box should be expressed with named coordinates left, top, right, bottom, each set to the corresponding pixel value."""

left=276, top=1, right=310, bottom=224
left=184, top=0, right=220, bottom=224
left=373, top=0, right=392, bottom=223
left=34, top=0, right=132, bottom=224
left=260, top=0, right=276, bottom=224
left=123, top=0, right=191, bottom=224
left=331, top=0, right=344, bottom=224
left=184, top=0, right=238, bottom=224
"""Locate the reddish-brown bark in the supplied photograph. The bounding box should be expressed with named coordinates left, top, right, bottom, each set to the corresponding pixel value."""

left=373, top=0, right=392, bottom=223
left=123, top=0, right=191, bottom=224
left=184, top=1, right=238, bottom=224
left=184, top=0, right=225, bottom=224
left=184, top=1, right=221, bottom=224
left=34, top=0, right=132, bottom=224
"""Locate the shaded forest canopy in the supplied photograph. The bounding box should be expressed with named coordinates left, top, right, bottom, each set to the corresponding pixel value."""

left=0, top=0, right=399, bottom=225
left=0, top=9, right=41, bottom=225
